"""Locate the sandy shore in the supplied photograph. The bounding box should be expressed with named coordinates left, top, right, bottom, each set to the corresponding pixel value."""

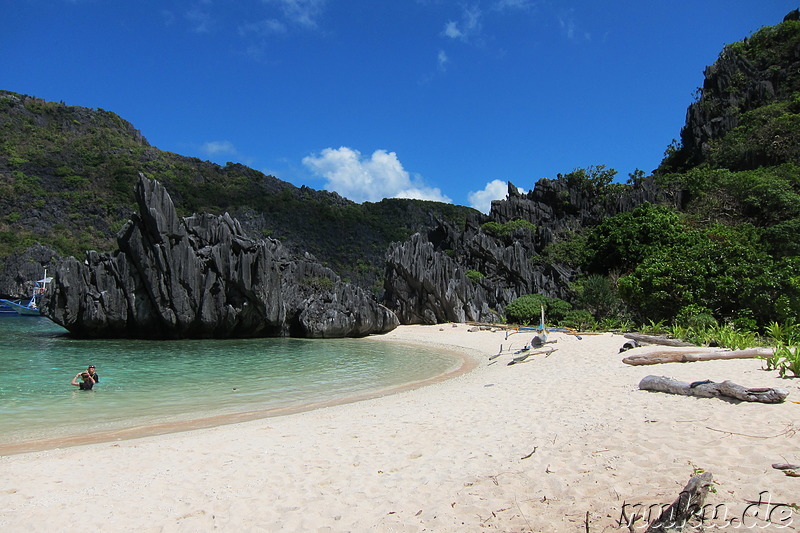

left=1, top=324, right=799, bottom=532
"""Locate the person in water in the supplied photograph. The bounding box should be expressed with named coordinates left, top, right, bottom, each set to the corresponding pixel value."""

left=86, top=365, right=99, bottom=383
left=71, top=372, right=96, bottom=390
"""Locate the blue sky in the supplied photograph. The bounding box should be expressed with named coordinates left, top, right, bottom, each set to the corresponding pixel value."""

left=4, top=1, right=795, bottom=212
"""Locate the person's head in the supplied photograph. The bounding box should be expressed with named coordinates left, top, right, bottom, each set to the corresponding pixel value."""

left=87, top=365, right=96, bottom=375
left=80, top=372, right=91, bottom=382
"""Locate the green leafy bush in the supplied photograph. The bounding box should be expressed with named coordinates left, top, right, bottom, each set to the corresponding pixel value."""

left=585, top=203, right=689, bottom=274
left=538, top=230, right=590, bottom=268
left=675, top=304, right=718, bottom=330
left=546, top=298, right=573, bottom=323
left=465, top=269, right=484, bottom=283
left=574, top=274, right=621, bottom=319
left=768, top=345, right=800, bottom=377
left=561, top=310, right=595, bottom=330
left=504, top=294, right=576, bottom=325
left=481, top=219, right=536, bottom=239
left=505, top=294, right=546, bottom=325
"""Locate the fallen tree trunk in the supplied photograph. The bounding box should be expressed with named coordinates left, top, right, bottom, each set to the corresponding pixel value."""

left=639, top=375, right=789, bottom=403
left=772, top=463, right=800, bottom=470
left=645, top=472, right=713, bottom=533
left=623, top=348, right=774, bottom=366
left=508, top=347, right=556, bottom=365
left=624, top=333, right=695, bottom=347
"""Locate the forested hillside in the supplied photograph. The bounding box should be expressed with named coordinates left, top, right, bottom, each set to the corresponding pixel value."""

left=3, top=14, right=800, bottom=333
left=385, top=14, right=800, bottom=331
left=0, top=90, right=476, bottom=296
left=563, top=16, right=800, bottom=328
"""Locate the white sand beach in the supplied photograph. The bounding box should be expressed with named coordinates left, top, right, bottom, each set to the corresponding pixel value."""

left=1, top=324, right=799, bottom=532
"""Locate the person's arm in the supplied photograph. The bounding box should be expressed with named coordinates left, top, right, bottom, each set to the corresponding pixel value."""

left=71, top=374, right=81, bottom=386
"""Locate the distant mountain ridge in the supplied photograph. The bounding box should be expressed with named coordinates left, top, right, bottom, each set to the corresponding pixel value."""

left=0, top=90, right=476, bottom=298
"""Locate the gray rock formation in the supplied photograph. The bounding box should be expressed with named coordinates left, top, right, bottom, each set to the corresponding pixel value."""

left=385, top=176, right=665, bottom=325
left=0, top=244, right=60, bottom=299
left=667, top=14, right=800, bottom=171
left=42, top=175, right=398, bottom=339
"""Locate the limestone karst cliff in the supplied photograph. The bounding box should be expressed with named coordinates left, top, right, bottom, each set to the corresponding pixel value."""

left=43, top=175, right=398, bottom=339
left=384, top=177, right=665, bottom=324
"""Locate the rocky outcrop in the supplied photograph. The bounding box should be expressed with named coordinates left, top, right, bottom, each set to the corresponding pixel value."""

left=384, top=233, right=492, bottom=324
left=384, top=176, right=665, bottom=324
left=384, top=229, right=573, bottom=324
left=490, top=177, right=663, bottom=241
left=42, top=175, right=398, bottom=339
left=668, top=14, right=800, bottom=170
left=0, top=244, right=60, bottom=299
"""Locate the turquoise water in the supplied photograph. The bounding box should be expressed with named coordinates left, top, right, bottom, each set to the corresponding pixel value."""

left=0, top=317, right=460, bottom=448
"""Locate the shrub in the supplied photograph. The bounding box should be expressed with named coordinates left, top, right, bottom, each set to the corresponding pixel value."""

left=703, top=324, right=759, bottom=350
left=465, top=269, right=484, bottom=283
left=639, top=319, right=668, bottom=335
left=576, top=274, right=621, bottom=319
left=547, top=298, right=573, bottom=323
left=766, top=321, right=800, bottom=345
left=505, top=294, right=575, bottom=325
left=505, top=294, right=547, bottom=325
left=561, top=309, right=595, bottom=330
left=768, top=345, right=800, bottom=377
left=675, top=304, right=717, bottom=330
left=481, top=219, right=536, bottom=240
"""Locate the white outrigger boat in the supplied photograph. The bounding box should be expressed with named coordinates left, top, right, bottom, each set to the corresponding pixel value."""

left=0, top=271, right=52, bottom=316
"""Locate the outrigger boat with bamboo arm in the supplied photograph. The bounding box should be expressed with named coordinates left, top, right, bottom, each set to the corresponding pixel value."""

left=0, top=271, right=51, bottom=316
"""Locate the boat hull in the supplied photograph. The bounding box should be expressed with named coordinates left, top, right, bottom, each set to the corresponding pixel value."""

left=0, top=299, right=42, bottom=316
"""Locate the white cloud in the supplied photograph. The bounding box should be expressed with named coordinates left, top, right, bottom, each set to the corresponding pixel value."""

left=437, top=49, right=449, bottom=70
left=201, top=140, right=238, bottom=157
left=558, top=9, right=590, bottom=41
left=264, top=0, right=326, bottom=29
left=443, top=21, right=463, bottom=39
left=185, top=3, right=212, bottom=33
left=441, top=5, right=482, bottom=42
left=468, top=179, right=512, bottom=213
left=494, top=0, right=534, bottom=10
left=303, top=147, right=451, bottom=204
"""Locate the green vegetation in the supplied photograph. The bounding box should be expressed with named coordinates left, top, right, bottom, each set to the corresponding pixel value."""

left=551, top=16, right=800, bottom=332
left=492, top=18, right=800, bottom=361
left=301, top=276, right=335, bottom=291
left=465, top=269, right=484, bottom=283
left=761, top=322, right=800, bottom=377
left=504, top=293, right=573, bottom=326
left=481, top=219, right=536, bottom=240
left=0, top=90, right=477, bottom=294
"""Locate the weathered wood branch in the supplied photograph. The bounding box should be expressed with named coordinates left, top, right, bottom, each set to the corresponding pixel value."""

left=623, top=348, right=774, bottom=366
left=639, top=375, right=789, bottom=403
left=624, top=333, right=695, bottom=347
left=645, top=472, right=713, bottom=533
left=507, top=347, right=556, bottom=365
left=772, top=463, right=800, bottom=470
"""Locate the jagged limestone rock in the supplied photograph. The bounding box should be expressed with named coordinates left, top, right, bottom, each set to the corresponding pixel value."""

left=0, top=243, right=59, bottom=299
left=384, top=176, right=664, bottom=324
left=42, top=175, right=398, bottom=339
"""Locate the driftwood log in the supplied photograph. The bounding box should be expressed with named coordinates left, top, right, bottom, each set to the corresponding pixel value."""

left=639, top=375, right=789, bottom=403
left=507, top=347, right=556, bottom=365
left=645, top=472, right=713, bottom=533
left=623, top=348, right=774, bottom=366
left=772, top=463, right=800, bottom=470
left=624, top=333, right=695, bottom=347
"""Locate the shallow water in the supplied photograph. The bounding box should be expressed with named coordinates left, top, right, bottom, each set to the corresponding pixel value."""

left=0, top=317, right=460, bottom=447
